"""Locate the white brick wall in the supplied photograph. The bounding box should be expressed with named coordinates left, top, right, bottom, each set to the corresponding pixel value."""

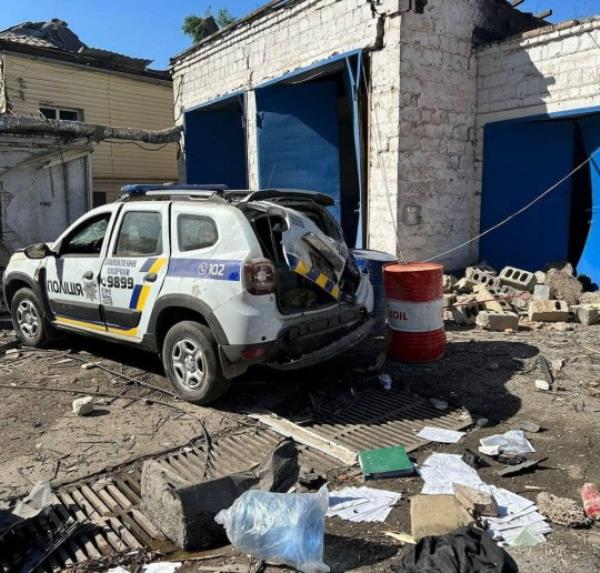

left=474, top=17, right=600, bottom=260
left=173, top=0, right=535, bottom=268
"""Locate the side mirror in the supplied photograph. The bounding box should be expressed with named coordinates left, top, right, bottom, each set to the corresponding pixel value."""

left=24, top=243, right=54, bottom=260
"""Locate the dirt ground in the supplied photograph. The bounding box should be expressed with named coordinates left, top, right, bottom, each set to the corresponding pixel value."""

left=1, top=316, right=599, bottom=572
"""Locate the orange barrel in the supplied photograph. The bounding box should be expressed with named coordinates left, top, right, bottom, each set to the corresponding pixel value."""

left=383, top=262, right=445, bottom=362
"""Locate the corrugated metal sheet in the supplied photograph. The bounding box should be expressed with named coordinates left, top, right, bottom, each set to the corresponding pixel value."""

left=300, top=390, right=472, bottom=454
left=1, top=427, right=339, bottom=572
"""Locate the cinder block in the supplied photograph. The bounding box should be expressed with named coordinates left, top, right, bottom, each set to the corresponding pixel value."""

left=465, top=267, right=502, bottom=291
left=443, top=274, right=457, bottom=293
left=535, top=271, right=547, bottom=284
left=452, top=303, right=482, bottom=325
left=533, top=284, right=551, bottom=301
left=476, top=310, right=519, bottom=331
left=576, top=304, right=600, bottom=326
left=499, top=266, right=537, bottom=292
left=443, top=293, right=457, bottom=309
left=474, top=286, right=512, bottom=313
left=528, top=300, right=570, bottom=322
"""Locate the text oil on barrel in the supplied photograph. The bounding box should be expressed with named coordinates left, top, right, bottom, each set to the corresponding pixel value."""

left=383, top=262, right=446, bottom=362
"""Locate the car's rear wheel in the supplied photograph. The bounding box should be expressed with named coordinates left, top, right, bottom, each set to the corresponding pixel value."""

left=161, top=321, right=231, bottom=404
left=11, top=287, right=53, bottom=347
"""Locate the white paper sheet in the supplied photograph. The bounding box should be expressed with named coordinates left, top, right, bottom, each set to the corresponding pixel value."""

left=480, top=430, right=535, bottom=455
left=417, top=426, right=466, bottom=444
left=328, top=486, right=401, bottom=523
left=418, top=453, right=485, bottom=495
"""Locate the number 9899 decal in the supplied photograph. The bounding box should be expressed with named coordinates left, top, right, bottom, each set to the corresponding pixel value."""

left=102, top=276, right=135, bottom=289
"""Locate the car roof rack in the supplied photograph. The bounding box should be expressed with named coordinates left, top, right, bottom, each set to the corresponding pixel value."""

left=119, top=183, right=229, bottom=202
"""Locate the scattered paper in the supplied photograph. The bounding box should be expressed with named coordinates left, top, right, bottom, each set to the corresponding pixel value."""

left=11, top=481, right=58, bottom=520
left=107, top=568, right=130, bottom=573
left=141, top=564, right=182, bottom=573
left=480, top=430, right=535, bottom=455
left=417, top=426, right=465, bottom=444
left=328, top=486, right=401, bottom=523
left=418, top=453, right=485, bottom=495
left=384, top=531, right=416, bottom=544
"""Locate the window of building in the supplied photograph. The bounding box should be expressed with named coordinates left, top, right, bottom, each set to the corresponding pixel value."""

left=115, top=211, right=162, bottom=256
left=40, top=106, right=82, bottom=121
left=177, top=214, right=218, bottom=251
left=61, top=214, right=111, bottom=256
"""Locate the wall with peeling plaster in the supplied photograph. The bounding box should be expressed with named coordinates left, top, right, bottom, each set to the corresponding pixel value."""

left=173, top=0, right=543, bottom=268
left=0, top=134, right=90, bottom=258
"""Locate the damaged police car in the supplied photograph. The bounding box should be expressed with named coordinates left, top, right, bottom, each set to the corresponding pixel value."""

left=4, top=185, right=374, bottom=403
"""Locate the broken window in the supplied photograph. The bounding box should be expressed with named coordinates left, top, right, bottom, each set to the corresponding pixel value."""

left=61, top=214, right=110, bottom=256
left=40, top=106, right=82, bottom=121
left=177, top=214, right=218, bottom=251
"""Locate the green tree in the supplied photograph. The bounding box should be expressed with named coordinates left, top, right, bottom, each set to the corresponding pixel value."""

left=182, top=8, right=235, bottom=43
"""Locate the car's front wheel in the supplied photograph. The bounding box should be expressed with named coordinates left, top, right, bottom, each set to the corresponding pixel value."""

left=161, top=320, right=231, bottom=404
left=11, top=287, right=53, bottom=347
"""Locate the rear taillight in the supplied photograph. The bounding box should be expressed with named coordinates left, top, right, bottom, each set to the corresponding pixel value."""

left=244, top=258, right=277, bottom=295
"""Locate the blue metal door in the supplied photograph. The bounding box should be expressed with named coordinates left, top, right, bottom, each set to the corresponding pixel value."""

left=577, top=116, right=600, bottom=286
left=480, top=120, right=575, bottom=271
left=185, top=98, right=246, bottom=188
left=256, top=83, right=341, bottom=220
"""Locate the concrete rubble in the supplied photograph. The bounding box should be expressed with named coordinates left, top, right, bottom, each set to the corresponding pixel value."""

left=443, top=261, right=599, bottom=332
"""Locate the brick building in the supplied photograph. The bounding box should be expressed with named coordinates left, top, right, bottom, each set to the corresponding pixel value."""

left=171, top=0, right=600, bottom=284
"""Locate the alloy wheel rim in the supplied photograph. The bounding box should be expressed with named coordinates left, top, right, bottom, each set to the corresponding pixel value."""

left=171, top=338, right=206, bottom=390
left=16, top=300, right=39, bottom=340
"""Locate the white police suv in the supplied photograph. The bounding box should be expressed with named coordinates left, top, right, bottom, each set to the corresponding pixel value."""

left=3, top=185, right=374, bottom=403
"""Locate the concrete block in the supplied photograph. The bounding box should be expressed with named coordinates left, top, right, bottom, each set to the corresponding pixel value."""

left=452, top=303, right=482, bottom=325
left=72, top=396, right=95, bottom=416
left=499, top=266, right=537, bottom=292
left=576, top=304, right=600, bottom=326
left=464, top=267, right=502, bottom=291
left=535, top=271, right=547, bottom=284
left=443, top=293, right=457, bottom=309
left=545, top=269, right=584, bottom=305
left=499, top=285, right=532, bottom=311
left=474, top=286, right=512, bottom=313
left=528, top=300, right=570, bottom=322
left=443, top=274, right=457, bottom=293
left=476, top=310, right=519, bottom=331
left=453, top=483, right=498, bottom=516
left=533, top=284, right=551, bottom=301
left=454, top=277, right=473, bottom=294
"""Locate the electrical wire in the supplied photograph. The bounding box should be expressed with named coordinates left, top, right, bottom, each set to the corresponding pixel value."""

left=423, top=153, right=595, bottom=263
left=104, top=139, right=173, bottom=151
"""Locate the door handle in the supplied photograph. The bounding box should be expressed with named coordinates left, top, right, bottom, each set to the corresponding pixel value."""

left=82, top=271, right=94, bottom=280
left=144, top=272, right=157, bottom=283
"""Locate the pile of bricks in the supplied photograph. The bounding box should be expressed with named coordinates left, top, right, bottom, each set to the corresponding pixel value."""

left=442, top=263, right=600, bottom=332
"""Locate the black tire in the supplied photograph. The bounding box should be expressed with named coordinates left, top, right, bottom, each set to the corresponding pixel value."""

left=10, top=287, right=54, bottom=347
left=161, top=321, right=231, bottom=404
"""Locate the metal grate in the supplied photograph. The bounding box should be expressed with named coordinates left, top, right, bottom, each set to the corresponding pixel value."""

left=1, top=427, right=339, bottom=572
left=302, top=390, right=472, bottom=454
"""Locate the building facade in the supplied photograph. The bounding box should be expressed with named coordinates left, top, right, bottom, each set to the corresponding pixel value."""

left=0, top=20, right=178, bottom=205
left=171, top=0, right=545, bottom=271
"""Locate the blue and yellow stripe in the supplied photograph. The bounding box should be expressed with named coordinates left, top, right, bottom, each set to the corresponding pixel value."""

left=289, top=255, right=341, bottom=300
left=129, top=257, right=167, bottom=311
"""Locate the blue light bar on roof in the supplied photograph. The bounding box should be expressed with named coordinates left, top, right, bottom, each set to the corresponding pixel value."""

left=121, top=183, right=228, bottom=194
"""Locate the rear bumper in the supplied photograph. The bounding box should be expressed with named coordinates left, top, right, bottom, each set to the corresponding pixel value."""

left=267, top=316, right=375, bottom=370
left=218, top=304, right=374, bottom=378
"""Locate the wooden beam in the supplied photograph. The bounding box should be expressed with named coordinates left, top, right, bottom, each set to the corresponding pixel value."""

left=535, top=9, right=553, bottom=20
left=0, top=115, right=181, bottom=144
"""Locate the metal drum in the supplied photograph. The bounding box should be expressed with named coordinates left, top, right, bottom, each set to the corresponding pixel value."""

left=352, top=249, right=398, bottom=320
left=383, top=262, right=445, bottom=362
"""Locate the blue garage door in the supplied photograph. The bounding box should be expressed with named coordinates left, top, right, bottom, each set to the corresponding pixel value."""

left=256, top=83, right=341, bottom=220
left=576, top=116, right=600, bottom=286
left=184, top=97, right=247, bottom=188
left=480, top=120, right=575, bottom=271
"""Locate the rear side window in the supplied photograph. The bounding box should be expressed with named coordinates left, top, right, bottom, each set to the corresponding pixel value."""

left=115, top=211, right=162, bottom=256
left=177, top=214, right=218, bottom=251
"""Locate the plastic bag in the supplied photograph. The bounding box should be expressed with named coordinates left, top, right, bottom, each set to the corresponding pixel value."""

left=215, top=485, right=329, bottom=573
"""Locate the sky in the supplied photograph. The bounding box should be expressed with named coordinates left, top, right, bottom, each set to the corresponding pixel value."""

left=0, top=0, right=599, bottom=70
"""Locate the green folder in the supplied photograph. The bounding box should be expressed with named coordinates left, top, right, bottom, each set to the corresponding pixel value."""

left=359, top=445, right=414, bottom=480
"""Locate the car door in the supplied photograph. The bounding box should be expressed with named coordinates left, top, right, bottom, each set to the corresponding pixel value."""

left=46, top=207, right=117, bottom=331
left=99, top=203, right=169, bottom=339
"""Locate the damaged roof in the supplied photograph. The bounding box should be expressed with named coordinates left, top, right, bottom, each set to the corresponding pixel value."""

left=0, top=19, right=167, bottom=80
left=171, top=0, right=550, bottom=64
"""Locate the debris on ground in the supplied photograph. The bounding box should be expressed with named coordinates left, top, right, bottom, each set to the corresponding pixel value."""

left=141, top=438, right=299, bottom=550
left=327, top=486, right=401, bottom=523
left=384, top=531, right=416, bottom=545
left=215, top=486, right=329, bottom=573
left=582, top=482, right=600, bottom=521
left=453, top=483, right=498, bottom=516
left=393, top=525, right=518, bottom=573
left=417, top=426, right=465, bottom=444
left=358, top=445, right=414, bottom=479
left=419, top=453, right=485, bottom=494
left=410, top=494, right=472, bottom=539
left=535, top=379, right=551, bottom=392
left=378, top=373, right=393, bottom=390
left=0, top=480, right=58, bottom=532
left=537, top=492, right=590, bottom=527
left=479, top=430, right=535, bottom=456
left=72, top=395, right=96, bottom=416
left=496, top=457, right=547, bottom=477
left=518, top=420, right=541, bottom=433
